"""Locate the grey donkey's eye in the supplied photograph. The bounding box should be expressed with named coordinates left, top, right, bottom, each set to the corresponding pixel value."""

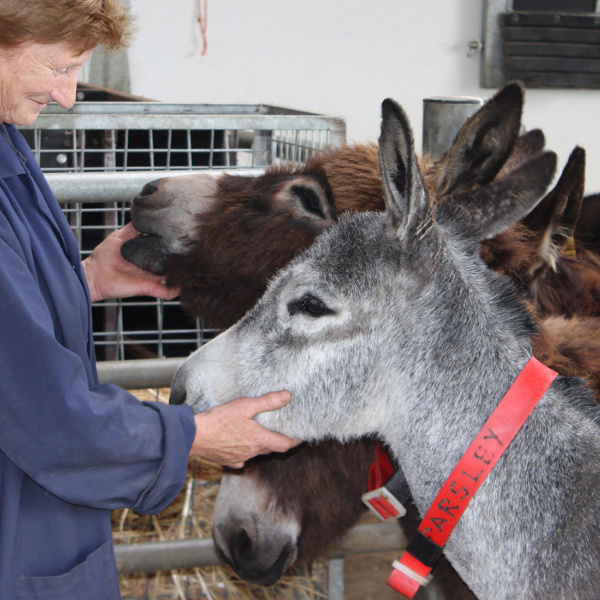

left=288, top=295, right=334, bottom=317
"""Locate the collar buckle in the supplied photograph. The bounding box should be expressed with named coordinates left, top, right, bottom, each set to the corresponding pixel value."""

left=362, top=486, right=407, bottom=521
left=388, top=557, right=433, bottom=597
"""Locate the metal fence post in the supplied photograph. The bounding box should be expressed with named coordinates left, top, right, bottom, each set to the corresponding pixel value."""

left=326, top=557, right=345, bottom=600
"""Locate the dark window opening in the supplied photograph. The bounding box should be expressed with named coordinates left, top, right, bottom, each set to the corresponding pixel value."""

left=513, top=0, right=596, bottom=12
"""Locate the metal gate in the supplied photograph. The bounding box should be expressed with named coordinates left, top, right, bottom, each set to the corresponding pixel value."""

left=19, top=102, right=346, bottom=362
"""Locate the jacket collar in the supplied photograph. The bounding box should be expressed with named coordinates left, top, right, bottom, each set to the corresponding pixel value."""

left=0, top=123, right=28, bottom=178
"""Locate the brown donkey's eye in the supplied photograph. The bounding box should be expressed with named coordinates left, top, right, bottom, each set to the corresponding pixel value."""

left=291, top=185, right=325, bottom=219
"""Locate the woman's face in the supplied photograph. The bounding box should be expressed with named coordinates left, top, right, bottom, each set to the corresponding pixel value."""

left=0, top=41, right=93, bottom=126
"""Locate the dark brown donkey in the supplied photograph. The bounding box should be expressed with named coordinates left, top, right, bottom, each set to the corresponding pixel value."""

left=124, top=83, right=559, bottom=327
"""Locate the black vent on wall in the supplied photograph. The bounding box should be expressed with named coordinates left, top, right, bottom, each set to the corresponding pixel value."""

left=513, top=0, right=596, bottom=11
left=501, top=6, right=600, bottom=88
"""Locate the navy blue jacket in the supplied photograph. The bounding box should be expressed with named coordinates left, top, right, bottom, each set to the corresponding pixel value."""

left=0, top=123, right=196, bottom=599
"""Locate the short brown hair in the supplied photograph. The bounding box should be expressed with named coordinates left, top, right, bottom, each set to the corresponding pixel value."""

left=0, top=0, right=134, bottom=52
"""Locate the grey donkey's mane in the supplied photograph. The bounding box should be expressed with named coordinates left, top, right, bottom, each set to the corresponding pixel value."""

left=552, top=376, right=600, bottom=424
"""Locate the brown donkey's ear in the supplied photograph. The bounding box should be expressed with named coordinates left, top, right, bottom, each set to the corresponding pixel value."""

left=523, top=146, right=586, bottom=271
left=429, top=81, right=524, bottom=198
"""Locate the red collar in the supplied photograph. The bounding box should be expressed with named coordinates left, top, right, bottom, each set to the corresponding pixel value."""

left=387, top=356, right=558, bottom=597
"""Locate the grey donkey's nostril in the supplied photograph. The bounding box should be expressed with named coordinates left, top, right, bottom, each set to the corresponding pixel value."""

left=169, top=386, right=187, bottom=405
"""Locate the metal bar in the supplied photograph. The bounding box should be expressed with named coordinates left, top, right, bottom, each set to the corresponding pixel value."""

left=96, top=357, right=184, bottom=389
left=513, top=0, right=596, bottom=9
left=73, top=129, right=81, bottom=170
left=506, top=55, right=600, bottom=73
left=507, top=71, right=600, bottom=87
left=114, top=521, right=406, bottom=574
left=503, top=24, right=600, bottom=43
left=324, top=521, right=406, bottom=559
left=327, top=558, right=345, bottom=600
left=27, top=102, right=330, bottom=117
left=21, top=103, right=347, bottom=135
left=45, top=169, right=266, bottom=204
left=504, top=41, right=600, bottom=58
left=115, top=537, right=220, bottom=573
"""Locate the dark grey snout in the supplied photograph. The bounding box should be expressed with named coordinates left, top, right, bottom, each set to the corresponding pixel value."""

left=169, top=364, right=189, bottom=406
left=168, top=361, right=214, bottom=414
left=121, top=177, right=195, bottom=275
left=138, top=180, right=159, bottom=198
left=131, top=178, right=173, bottom=211
left=120, top=235, right=170, bottom=275
left=169, top=385, right=187, bottom=405
left=219, top=529, right=295, bottom=586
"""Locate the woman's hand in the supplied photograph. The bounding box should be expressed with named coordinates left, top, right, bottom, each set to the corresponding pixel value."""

left=190, top=391, right=302, bottom=468
left=82, top=223, right=181, bottom=302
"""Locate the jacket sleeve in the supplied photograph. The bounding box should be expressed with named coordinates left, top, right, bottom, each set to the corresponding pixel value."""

left=0, top=235, right=196, bottom=514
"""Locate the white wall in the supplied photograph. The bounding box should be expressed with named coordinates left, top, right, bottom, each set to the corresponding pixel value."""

left=126, top=0, right=600, bottom=193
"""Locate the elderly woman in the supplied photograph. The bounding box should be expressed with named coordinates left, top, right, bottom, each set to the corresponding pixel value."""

left=0, top=1, right=298, bottom=598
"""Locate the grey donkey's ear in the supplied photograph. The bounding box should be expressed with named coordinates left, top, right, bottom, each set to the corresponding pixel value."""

left=429, top=82, right=524, bottom=197
left=378, top=98, right=431, bottom=244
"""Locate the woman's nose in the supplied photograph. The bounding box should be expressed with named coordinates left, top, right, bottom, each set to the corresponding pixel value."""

left=49, top=72, right=79, bottom=109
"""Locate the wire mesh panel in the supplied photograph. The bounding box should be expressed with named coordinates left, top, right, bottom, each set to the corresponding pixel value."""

left=19, top=102, right=346, bottom=361
left=21, top=102, right=346, bottom=172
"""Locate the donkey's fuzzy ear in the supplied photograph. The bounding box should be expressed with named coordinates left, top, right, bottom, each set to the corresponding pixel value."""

left=429, top=82, right=524, bottom=197
left=378, top=98, right=431, bottom=243
left=494, top=128, right=546, bottom=181
left=523, top=146, right=585, bottom=261
left=440, top=150, right=557, bottom=240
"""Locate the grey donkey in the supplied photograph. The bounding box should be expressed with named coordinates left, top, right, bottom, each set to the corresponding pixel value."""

left=170, top=99, right=600, bottom=600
